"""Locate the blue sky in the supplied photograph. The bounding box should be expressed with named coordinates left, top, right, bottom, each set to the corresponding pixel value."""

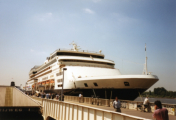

left=0, top=0, right=175, bottom=91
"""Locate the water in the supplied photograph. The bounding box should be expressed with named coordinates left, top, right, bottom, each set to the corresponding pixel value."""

left=134, top=97, right=176, bottom=104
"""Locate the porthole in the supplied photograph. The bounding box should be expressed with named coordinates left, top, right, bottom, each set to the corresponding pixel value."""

left=93, top=83, right=98, bottom=86
left=124, top=82, right=130, bottom=86
left=58, top=84, right=63, bottom=87
left=84, top=83, right=88, bottom=87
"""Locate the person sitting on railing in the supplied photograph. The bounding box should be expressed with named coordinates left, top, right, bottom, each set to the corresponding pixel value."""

left=113, top=96, right=121, bottom=113
left=152, top=100, right=169, bottom=120
left=143, top=97, right=149, bottom=112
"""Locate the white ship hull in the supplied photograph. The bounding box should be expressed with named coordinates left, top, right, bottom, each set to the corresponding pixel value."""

left=45, top=66, right=158, bottom=100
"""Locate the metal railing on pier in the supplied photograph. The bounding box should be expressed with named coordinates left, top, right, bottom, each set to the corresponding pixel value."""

left=30, top=95, right=176, bottom=120
left=30, top=95, right=176, bottom=116
left=31, top=97, right=150, bottom=120
left=64, top=95, right=176, bottom=116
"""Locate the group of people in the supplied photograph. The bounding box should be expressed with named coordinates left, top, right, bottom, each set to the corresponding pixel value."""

left=143, top=97, right=169, bottom=120
left=41, top=93, right=64, bottom=101
left=26, top=92, right=64, bottom=101
left=113, top=96, right=169, bottom=120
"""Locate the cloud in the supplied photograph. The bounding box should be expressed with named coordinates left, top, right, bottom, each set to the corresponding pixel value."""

left=83, top=8, right=95, bottom=14
left=46, top=13, right=52, bottom=16
left=92, top=0, right=101, bottom=3
left=34, top=12, right=53, bottom=22
left=30, top=49, right=34, bottom=52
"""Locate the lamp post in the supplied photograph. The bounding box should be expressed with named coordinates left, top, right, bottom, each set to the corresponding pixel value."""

left=34, top=79, right=37, bottom=94
left=61, top=68, right=67, bottom=101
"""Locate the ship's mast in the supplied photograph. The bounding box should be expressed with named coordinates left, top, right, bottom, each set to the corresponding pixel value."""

left=144, top=43, right=148, bottom=75
left=70, top=41, right=80, bottom=51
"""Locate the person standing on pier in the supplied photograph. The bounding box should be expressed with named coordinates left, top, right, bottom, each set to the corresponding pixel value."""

left=113, top=96, right=121, bottom=113
left=56, top=94, right=59, bottom=100
left=143, top=97, right=149, bottom=112
left=79, top=93, right=82, bottom=103
left=46, top=93, right=49, bottom=99
left=152, top=100, right=169, bottom=120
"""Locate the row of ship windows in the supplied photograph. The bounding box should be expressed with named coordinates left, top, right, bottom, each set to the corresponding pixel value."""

left=62, top=65, right=113, bottom=68
left=84, top=83, right=98, bottom=87
left=57, top=82, right=130, bottom=88
left=58, top=84, right=63, bottom=87
left=41, top=72, right=62, bottom=81
left=51, top=52, right=104, bottom=59
left=61, top=60, right=113, bottom=65
left=57, top=83, right=98, bottom=88
left=85, top=82, right=130, bottom=87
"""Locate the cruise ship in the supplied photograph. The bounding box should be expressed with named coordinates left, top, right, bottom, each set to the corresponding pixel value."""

left=26, top=42, right=158, bottom=100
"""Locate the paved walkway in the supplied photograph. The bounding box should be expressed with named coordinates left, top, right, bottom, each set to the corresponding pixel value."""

left=65, top=100, right=176, bottom=120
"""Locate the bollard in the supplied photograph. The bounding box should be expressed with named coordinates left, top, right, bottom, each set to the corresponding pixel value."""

left=10, top=81, right=15, bottom=86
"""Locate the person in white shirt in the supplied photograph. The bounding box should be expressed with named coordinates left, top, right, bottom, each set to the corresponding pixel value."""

left=56, top=94, right=59, bottom=100
left=79, top=93, right=82, bottom=103
left=113, top=96, right=121, bottom=112
left=143, top=97, right=149, bottom=112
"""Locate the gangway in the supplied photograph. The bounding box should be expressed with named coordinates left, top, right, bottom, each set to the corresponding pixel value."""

left=0, top=86, right=43, bottom=120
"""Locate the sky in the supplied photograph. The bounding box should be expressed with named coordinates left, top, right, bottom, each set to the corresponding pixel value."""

left=0, top=0, right=175, bottom=91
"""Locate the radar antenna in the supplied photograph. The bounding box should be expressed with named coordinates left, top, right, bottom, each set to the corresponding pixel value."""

left=99, top=50, right=102, bottom=53
left=69, top=41, right=81, bottom=51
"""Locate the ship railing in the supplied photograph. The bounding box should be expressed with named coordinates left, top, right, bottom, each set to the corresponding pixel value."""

left=50, top=48, right=104, bottom=56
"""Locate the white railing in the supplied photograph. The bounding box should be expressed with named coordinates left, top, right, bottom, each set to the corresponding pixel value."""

left=50, top=48, right=104, bottom=56
left=30, top=95, right=176, bottom=120
left=42, top=99, right=150, bottom=120
left=64, top=95, right=176, bottom=116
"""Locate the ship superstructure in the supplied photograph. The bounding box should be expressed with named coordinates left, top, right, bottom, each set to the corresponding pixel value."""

left=26, top=43, right=158, bottom=100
